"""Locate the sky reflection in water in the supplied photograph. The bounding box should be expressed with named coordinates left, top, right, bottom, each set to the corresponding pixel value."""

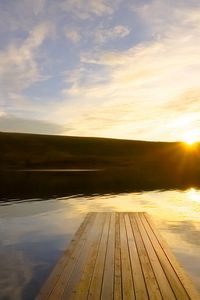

left=0, top=189, right=200, bottom=299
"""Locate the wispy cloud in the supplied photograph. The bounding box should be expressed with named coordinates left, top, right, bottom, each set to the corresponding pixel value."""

left=1, top=0, right=200, bottom=141
left=94, top=25, right=130, bottom=44
left=165, top=89, right=200, bottom=113
left=54, top=3, right=200, bottom=140
left=0, top=0, right=47, bottom=33
left=60, top=0, right=119, bottom=19
left=0, top=22, right=53, bottom=99
left=65, top=28, right=81, bottom=43
left=0, top=115, right=64, bottom=135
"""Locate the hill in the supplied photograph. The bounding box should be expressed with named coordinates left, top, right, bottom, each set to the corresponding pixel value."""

left=1, top=132, right=200, bottom=199
left=0, top=132, right=186, bottom=169
left=0, top=132, right=200, bottom=172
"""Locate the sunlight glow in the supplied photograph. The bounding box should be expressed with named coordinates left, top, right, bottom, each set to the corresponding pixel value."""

left=186, top=188, right=200, bottom=203
left=183, top=131, right=199, bottom=145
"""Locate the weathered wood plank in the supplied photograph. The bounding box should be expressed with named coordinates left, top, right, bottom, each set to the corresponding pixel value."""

left=120, top=213, right=135, bottom=300
left=135, top=213, right=176, bottom=300
left=72, top=213, right=107, bottom=300
left=87, top=213, right=111, bottom=300
left=47, top=213, right=101, bottom=299
left=101, top=212, right=116, bottom=299
left=37, top=212, right=95, bottom=300
left=129, top=214, right=162, bottom=300
left=139, top=213, right=189, bottom=299
left=114, top=212, right=122, bottom=300
left=37, top=212, right=200, bottom=300
left=143, top=212, right=200, bottom=300
left=61, top=213, right=106, bottom=299
left=124, top=213, right=148, bottom=300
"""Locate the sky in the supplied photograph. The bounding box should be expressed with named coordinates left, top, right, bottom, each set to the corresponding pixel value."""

left=1, top=0, right=200, bottom=141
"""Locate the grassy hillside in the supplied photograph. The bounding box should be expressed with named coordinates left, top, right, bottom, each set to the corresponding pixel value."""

left=1, top=132, right=200, bottom=175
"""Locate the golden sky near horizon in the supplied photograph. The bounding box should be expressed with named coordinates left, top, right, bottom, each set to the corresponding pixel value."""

left=1, top=0, right=200, bottom=141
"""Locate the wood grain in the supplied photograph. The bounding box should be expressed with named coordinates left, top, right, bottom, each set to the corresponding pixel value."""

left=37, top=212, right=200, bottom=300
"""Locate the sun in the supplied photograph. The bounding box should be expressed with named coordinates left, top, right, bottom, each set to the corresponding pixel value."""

left=183, top=131, right=199, bottom=145
left=184, top=135, right=197, bottom=145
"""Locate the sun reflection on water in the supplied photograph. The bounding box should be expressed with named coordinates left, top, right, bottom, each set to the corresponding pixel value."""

left=0, top=189, right=200, bottom=298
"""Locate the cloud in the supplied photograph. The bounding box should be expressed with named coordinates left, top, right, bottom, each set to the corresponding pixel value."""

left=53, top=3, right=200, bottom=141
left=0, top=115, right=64, bottom=135
left=65, top=28, right=81, bottom=43
left=165, top=89, right=200, bottom=113
left=94, top=25, right=130, bottom=44
left=0, top=22, right=52, bottom=99
left=0, top=0, right=47, bottom=33
left=60, top=0, right=119, bottom=19
left=1, top=0, right=200, bottom=141
left=64, top=24, right=130, bottom=47
left=0, top=111, right=6, bottom=117
left=131, top=0, right=200, bottom=37
left=32, top=0, right=46, bottom=15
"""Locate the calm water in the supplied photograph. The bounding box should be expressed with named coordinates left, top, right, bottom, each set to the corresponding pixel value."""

left=0, top=172, right=200, bottom=299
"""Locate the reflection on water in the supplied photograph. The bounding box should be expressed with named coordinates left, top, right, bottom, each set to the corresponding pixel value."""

left=0, top=187, right=200, bottom=299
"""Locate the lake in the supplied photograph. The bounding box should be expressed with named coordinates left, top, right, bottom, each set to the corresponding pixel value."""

left=0, top=171, right=200, bottom=299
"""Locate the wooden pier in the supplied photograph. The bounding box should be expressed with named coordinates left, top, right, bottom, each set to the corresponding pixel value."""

left=37, top=212, right=200, bottom=300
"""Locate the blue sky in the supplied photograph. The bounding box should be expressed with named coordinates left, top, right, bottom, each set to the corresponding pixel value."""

left=1, top=0, right=200, bottom=141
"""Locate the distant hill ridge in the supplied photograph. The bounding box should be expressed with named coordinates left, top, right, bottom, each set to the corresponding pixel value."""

left=0, top=132, right=200, bottom=176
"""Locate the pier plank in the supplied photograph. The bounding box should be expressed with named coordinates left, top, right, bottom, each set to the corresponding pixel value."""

left=88, top=213, right=111, bottom=300
left=114, top=212, right=122, bottom=300
left=101, top=212, right=116, bottom=300
left=119, top=213, right=135, bottom=300
left=143, top=212, right=200, bottom=300
left=37, top=212, right=200, bottom=300
left=37, top=212, right=95, bottom=299
left=135, top=213, right=176, bottom=300
left=124, top=214, right=148, bottom=300
left=61, top=213, right=106, bottom=300
left=129, top=214, right=162, bottom=300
